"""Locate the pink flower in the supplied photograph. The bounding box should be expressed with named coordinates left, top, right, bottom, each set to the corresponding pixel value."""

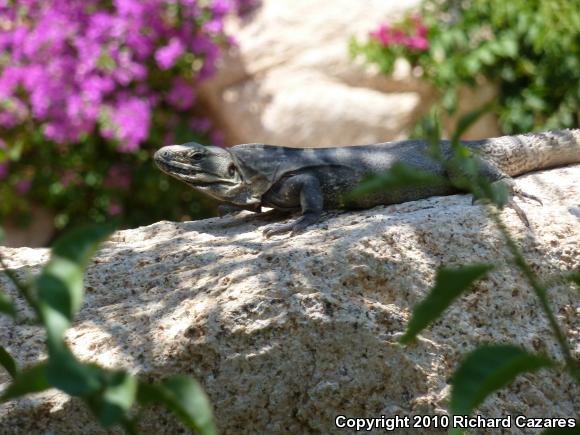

left=167, top=78, right=196, bottom=110
left=189, top=117, right=211, bottom=132
left=407, top=36, right=429, bottom=51
left=108, top=97, right=151, bottom=152
left=15, top=179, right=32, bottom=195
left=44, top=122, right=69, bottom=143
left=413, top=15, right=428, bottom=38
left=114, top=0, right=145, bottom=17
left=370, top=17, right=429, bottom=51
left=108, top=201, right=123, bottom=215
left=392, top=30, right=408, bottom=45
left=370, top=24, right=392, bottom=46
left=0, top=67, right=22, bottom=99
left=0, top=0, right=238, bottom=150
left=210, top=0, right=233, bottom=16
left=203, top=18, right=224, bottom=34
left=155, top=38, right=185, bottom=70
left=163, top=131, right=176, bottom=145
left=104, top=164, right=131, bottom=189
left=60, top=170, right=78, bottom=188
left=0, top=163, right=8, bottom=180
left=210, top=130, right=225, bottom=147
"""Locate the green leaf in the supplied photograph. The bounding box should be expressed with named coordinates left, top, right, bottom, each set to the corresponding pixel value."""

left=36, top=267, right=80, bottom=341
left=441, top=89, right=458, bottom=113
left=463, top=56, right=481, bottom=75
left=419, top=108, right=443, bottom=159
left=50, top=223, right=115, bottom=267
left=478, top=47, right=495, bottom=65
left=45, top=347, right=102, bottom=396
left=567, top=271, right=580, bottom=288
left=138, top=376, right=216, bottom=435
left=345, top=163, right=449, bottom=201
left=0, top=228, right=15, bottom=317
left=488, top=180, right=509, bottom=208
left=0, top=291, right=15, bottom=317
left=500, top=37, right=518, bottom=58
left=400, top=264, right=493, bottom=344
left=35, top=223, right=115, bottom=341
left=450, top=345, right=553, bottom=416
left=0, top=345, right=18, bottom=378
left=1, top=362, right=51, bottom=402
left=86, top=370, right=137, bottom=427
left=451, top=101, right=496, bottom=146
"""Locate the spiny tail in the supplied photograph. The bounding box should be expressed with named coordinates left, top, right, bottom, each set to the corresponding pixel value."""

left=473, top=129, right=580, bottom=176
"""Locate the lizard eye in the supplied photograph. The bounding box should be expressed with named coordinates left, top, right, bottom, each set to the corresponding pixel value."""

left=228, top=164, right=236, bottom=177
left=191, top=152, right=203, bottom=161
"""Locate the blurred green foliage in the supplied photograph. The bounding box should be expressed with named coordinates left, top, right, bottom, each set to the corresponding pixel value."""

left=349, top=105, right=579, bottom=420
left=0, top=224, right=216, bottom=434
left=351, top=0, right=580, bottom=134
left=0, top=128, right=217, bottom=237
left=0, top=0, right=248, bottom=242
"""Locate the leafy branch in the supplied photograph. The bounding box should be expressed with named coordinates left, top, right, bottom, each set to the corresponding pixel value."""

left=0, top=224, right=215, bottom=434
left=349, top=108, right=579, bottom=427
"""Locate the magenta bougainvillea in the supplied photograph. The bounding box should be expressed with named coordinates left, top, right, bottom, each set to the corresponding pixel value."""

left=369, top=16, right=429, bottom=52
left=0, top=0, right=257, bottom=233
left=0, top=0, right=247, bottom=150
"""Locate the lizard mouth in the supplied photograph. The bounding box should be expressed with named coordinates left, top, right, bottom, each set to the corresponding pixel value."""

left=154, top=156, right=229, bottom=186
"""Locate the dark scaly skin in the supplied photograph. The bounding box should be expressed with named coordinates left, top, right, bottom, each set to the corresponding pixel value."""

left=154, top=129, right=580, bottom=236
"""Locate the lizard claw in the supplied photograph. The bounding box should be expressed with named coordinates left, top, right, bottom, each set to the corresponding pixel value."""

left=262, top=213, right=319, bottom=238
left=471, top=194, right=531, bottom=227
left=513, top=187, right=543, bottom=205
left=506, top=197, right=530, bottom=227
left=263, top=222, right=294, bottom=238
left=507, top=185, right=543, bottom=227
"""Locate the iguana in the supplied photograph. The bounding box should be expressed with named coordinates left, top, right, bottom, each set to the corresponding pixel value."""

left=154, top=129, right=580, bottom=237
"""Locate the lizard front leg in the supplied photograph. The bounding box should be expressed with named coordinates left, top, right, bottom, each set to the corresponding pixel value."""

left=262, top=173, right=323, bottom=237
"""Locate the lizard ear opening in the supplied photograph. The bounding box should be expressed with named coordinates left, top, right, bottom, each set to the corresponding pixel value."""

left=228, top=163, right=236, bottom=177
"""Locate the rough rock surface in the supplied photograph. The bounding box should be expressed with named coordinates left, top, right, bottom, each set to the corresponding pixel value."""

left=200, top=0, right=500, bottom=147
left=1, top=165, right=579, bottom=434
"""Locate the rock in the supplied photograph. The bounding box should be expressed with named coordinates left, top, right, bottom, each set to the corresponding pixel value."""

left=200, top=0, right=500, bottom=147
left=1, top=206, right=55, bottom=248
left=1, top=165, right=579, bottom=434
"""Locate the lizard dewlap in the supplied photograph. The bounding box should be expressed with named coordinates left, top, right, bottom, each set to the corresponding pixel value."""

left=154, top=129, right=580, bottom=237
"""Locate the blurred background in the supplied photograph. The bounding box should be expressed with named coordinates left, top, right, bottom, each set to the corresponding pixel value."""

left=1, top=0, right=578, bottom=246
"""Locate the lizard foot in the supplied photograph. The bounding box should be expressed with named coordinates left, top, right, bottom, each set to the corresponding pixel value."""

left=471, top=195, right=532, bottom=227
left=512, top=186, right=543, bottom=205
left=470, top=180, right=542, bottom=228
left=263, top=222, right=296, bottom=238
left=502, top=181, right=542, bottom=227
left=262, top=213, right=319, bottom=238
left=506, top=197, right=530, bottom=227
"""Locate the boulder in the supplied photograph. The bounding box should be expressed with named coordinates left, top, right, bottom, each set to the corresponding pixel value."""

left=0, top=165, right=578, bottom=433
left=200, top=0, right=500, bottom=147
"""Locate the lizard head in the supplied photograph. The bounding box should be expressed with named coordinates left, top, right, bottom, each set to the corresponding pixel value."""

left=154, top=142, right=259, bottom=205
